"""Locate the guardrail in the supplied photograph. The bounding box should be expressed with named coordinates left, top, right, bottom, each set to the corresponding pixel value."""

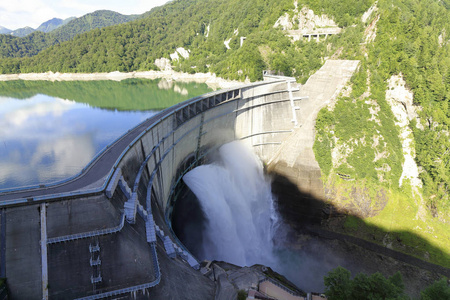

left=47, top=214, right=125, bottom=244
left=76, top=244, right=161, bottom=300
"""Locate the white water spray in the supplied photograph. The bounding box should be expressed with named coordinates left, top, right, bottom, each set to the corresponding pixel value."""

left=183, top=141, right=279, bottom=267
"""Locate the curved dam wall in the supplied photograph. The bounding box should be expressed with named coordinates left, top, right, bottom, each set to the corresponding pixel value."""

left=0, top=78, right=305, bottom=299
left=116, top=79, right=302, bottom=215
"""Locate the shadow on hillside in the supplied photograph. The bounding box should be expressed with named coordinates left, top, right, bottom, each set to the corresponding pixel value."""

left=171, top=169, right=449, bottom=296
left=269, top=172, right=450, bottom=278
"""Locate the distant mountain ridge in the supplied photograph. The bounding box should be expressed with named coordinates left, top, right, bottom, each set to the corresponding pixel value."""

left=1, top=17, right=74, bottom=37
left=0, top=26, right=11, bottom=34
left=36, top=17, right=76, bottom=33
left=10, top=26, right=35, bottom=37
left=50, top=10, right=139, bottom=42
left=36, top=18, right=64, bottom=33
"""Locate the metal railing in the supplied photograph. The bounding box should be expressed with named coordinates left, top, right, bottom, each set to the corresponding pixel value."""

left=47, top=214, right=125, bottom=244
left=76, top=244, right=161, bottom=300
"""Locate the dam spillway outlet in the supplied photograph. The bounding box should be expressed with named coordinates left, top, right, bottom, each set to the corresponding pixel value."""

left=171, top=141, right=280, bottom=268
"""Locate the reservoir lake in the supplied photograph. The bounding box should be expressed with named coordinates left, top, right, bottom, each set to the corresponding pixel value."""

left=0, top=78, right=212, bottom=191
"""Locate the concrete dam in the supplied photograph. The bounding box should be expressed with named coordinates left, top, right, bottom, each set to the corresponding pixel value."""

left=0, top=60, right=360, bottom=299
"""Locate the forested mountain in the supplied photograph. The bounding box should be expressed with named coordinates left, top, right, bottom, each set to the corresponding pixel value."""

left=0, top=10, right=139, bottom=58
left=35, top=17, right=75, bottom=33
left=1, top=0, right=449, bottom=267
left=10, top=26, right=35, bottom=37
left=50, top=10, right=139, bottom=42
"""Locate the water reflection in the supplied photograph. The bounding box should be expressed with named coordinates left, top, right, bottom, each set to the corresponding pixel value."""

left=0, top=94, right=150, bottom=190
left=0, top=79, right=212, bottom=190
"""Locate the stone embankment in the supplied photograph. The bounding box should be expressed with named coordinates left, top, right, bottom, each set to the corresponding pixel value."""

left=0, top=70, right=246, bottom=90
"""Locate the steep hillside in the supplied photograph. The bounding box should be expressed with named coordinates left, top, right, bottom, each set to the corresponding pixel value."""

left=313, top=0, right=450, bottom=267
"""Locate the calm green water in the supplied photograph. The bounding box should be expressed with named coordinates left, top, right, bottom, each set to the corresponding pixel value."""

left=0, top=78, right=212, bottom=190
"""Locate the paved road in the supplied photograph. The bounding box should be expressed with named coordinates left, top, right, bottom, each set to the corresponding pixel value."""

left=305, top=226, right=450, bottom=277
left=0, top=98, right=199, bottom=205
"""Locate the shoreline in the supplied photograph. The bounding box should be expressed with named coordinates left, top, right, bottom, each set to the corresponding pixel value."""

left=0, top=70, right=248, bottom=90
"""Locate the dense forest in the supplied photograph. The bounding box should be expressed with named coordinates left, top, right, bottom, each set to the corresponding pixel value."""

left=324, top=267, right=450, bottom=300
left=0, top=0, right=449, bottom=266
left=0, top=10, right=139, bottom=58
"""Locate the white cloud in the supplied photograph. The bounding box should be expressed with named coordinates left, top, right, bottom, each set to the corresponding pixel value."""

left=0, top=133, right=95, bottom=188
left=0, top=96, right=75, bottom=136
left=0, top=0, right=170, bottom=30
left=31, top=134, right=96, bottom=179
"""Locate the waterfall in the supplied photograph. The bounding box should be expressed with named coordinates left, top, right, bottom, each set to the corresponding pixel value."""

left=182, top=141, right=279, bottom=267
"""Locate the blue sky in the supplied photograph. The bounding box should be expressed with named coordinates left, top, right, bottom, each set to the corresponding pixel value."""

left=0, top=0, right=170, bottom=30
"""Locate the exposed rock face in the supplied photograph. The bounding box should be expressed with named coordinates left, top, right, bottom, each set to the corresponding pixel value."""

left=438, top=29, right=447, bottom=47
left=274, top=1, right=341, bottom=41
left=223, top=28, right=239, bottom=49
left=274, top=2, right=338, bottom=32
left=364, top=14, right=379, bottom=43
left=154, top=58, right=172, bottom=71
left=386, top=74, right=422, bottom=189
left=361, top=2, right=379, bottom=44
left=361, top=2, right=378, bottom=23
left=324, top=178, right=388, bottom=218
left=170, top=47, right=190, bottom=61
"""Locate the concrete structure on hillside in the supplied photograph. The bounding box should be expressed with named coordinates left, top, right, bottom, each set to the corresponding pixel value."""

left=287, top=28, right=342, bottom=42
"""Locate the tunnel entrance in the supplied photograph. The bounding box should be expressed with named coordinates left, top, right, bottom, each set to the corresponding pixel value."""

left=171, top=182, right=207, bottom=260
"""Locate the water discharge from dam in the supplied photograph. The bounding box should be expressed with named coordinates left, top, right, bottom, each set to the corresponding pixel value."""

left=173, top=141, right=347, bottom=292
left=182, top=141, right=280, bottom=267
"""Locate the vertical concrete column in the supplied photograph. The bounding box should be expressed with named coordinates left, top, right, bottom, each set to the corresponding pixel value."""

left=40, top=203, right=48, bottom=300
left=0, top=209, right=5, bottom=279
left=287, top=81, right=298, bottom=127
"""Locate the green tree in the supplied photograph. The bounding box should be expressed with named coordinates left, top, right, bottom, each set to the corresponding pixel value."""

left=324, top=267, right=352, bottom=300
left=324, top=267, right=407, bottom=300
left=420, top=278, right=450, bottom=300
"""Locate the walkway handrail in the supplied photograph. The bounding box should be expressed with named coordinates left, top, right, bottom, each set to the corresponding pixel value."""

left=47, top=214, right=125, bottom=244
left=75, top=244, right=161, bottom=300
